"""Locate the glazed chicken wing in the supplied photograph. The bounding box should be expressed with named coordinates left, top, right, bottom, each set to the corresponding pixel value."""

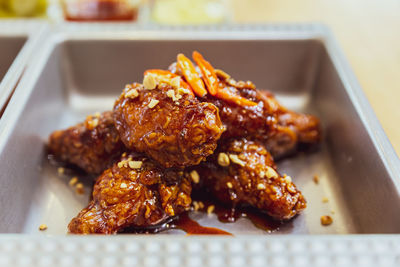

left=113, top=81, right=224, bottom=168
left=68, top=153, right=192, bottom=234
left=48, top=111, right=125, bottom=174
left=194, top=138, right=306, bottom=220
left=169, top=52, right=321, bottom=159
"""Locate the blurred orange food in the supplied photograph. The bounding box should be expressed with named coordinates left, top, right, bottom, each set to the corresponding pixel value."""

left=62, top=0, right=139, bottom=21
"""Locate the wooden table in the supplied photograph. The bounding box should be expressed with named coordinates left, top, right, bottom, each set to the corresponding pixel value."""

left=232, top=0, right=400, bottom=156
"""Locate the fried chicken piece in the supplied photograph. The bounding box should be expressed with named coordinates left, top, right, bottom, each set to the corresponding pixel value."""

left=113, top=82, right=224, bottom=168
left=258, top=90, right=321, bottom=158
left=194, top=138, right=306, bottom=220
left=68, top=153, right=192, bottom=234
left=48, top=111, right=125, bottom=174
left=170, top=63, right=321, bottom=159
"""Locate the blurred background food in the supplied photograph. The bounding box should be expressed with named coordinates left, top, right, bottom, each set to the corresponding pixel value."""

left=151, top=0, right=229, bottom=24
left=61, top=0, right=141, bottom=21
left=0, top=0, right=47, bottom=17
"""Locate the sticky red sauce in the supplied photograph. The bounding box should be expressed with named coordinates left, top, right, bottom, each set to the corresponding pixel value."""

left=171, top=212, right=232, bottom=235
left=63, top=0, right=138, bottom=21
left=192, top=191, right=282, bottom=233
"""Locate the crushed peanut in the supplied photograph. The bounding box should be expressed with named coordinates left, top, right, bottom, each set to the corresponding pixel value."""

left=166, top=89, right=175, bottom=99
left=226, top=182, right=233, bottom=189
left=57, top=167, right=64, bottom=175
left=165, top=204, right=175, bottom=216
left=217, top=152, right=230, bottom=167
left=178, top=87, right=190, bottom=95
left=117, top=161, right=124, bottom=168
left=120, top=183, right=127, bottom=189
left=313, top=175, right=319, bottom=184
left=265, top=166, right=278, bottom=179
left=320, top=215, right=333, bottom=226
left=284, top=175, right=292, bottom=183
left=257, top=183, right=266, bottom=190
left=148, top=99, right=159, bottom=109
left=171, top=76, right=181, bottom=88
left=166, top=89, right=182, bottom=102
left=190, top=170, right=200, bottom=184
left=207, top=205, right=215, bottom=215
left=229, top=154, right=246, bottom=167
left=128, top=161, right=143, bottom=169
left=198, top=201, right=205, bottom=209
left=75, top=183, right=85, bottom=195
left=125, top=88, right=139, bottom=99
left=143, top=73, right=157, bottom=90
left=322, top=197, right=329, bottom=203
left=39, top=224, right=47, bottom=231
left=193, top=201, right=200, bottom=211
left=69, top=177, right=78, bottom=187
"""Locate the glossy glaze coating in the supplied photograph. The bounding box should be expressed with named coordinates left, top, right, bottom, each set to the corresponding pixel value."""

left=113, top=83, right=224, bottom=168
left=195, top=138, right=306, bottom=220
left=48, top=111, right=124, bottom=174
left=68, top=153, right=192, bottom=234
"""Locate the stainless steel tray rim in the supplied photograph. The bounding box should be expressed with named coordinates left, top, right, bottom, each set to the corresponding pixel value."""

left=321, top=28, right=400, bottom=191
left=0, top=21, right=48, bottom=118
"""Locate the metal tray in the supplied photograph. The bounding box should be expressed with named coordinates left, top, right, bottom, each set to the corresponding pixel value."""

left=0, top=20, right=46, bottom=115
left=0, top=24, right=399, bottom=266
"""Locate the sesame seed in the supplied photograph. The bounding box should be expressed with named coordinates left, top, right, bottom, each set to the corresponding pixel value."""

left=217, top=152, right=230, bottom=167
left=125, top=88, right=139, bottom=99
left=39, top=224, right=47, bottom=231
left=143, top=73, right=157, bottom=90
left=207, top=205, right=215, bottom=215
left=117, top=161, right=124, bottom=168
left=57, top=167, right=64, bottom=175
left=190, top=170, right=200, bottom=184
left=313, top=175, right=319, bottom=184
left=128, top=161, right=143, bottom=169
left=226, top=182, right=233, bottom=189
left=259, top=171, right=265, bottom=178
left=148, top=99, right=159, bottom=109
left=75, top=183, right=84, bottom=195
left=94, top=112, right=101, bottom=118
left=120, top=183, right=127, bottom=189
left=69, top=177, right=78, bottom=187
left=257, top=183, right=266, bottom=190
left=322, top=197, right=329, bottom=203
left=229, top=154, right=246, bottom=167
